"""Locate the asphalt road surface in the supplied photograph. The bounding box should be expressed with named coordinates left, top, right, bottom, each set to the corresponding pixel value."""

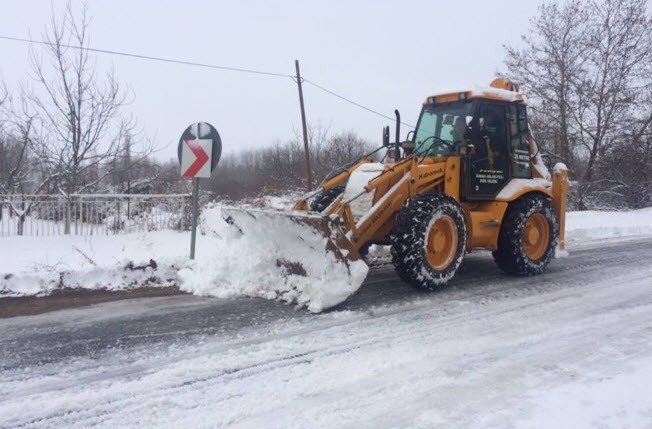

left=1, top=237, right=651, bottom=428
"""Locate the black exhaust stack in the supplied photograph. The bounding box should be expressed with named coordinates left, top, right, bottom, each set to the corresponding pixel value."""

left=394, top=109, right=401, bottom=146
left=394, top=110, right=401, bottom=158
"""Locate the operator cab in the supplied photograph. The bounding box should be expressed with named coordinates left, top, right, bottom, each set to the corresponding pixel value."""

left=410, top=81, right=533, bottom=200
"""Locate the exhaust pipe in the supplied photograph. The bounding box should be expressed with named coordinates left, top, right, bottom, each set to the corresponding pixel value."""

left=394, top=109, right=401, bottom=148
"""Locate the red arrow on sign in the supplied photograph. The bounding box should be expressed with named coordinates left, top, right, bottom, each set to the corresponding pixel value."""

left=182, top=139, right=210, bottom=177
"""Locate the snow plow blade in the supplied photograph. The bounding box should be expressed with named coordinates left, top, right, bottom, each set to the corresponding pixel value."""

left=175, top=205, right=370, bottom=313
left=221, top=207, right=362, bottom=268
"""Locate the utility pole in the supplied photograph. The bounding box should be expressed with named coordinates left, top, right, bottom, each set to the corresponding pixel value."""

left=124, top=134, right=132, bottom=219
left=294, top=59, right=313, bottom=191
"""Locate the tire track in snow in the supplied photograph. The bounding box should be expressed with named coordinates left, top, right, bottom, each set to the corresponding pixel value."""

left=3, top=252, right=651, bottom=427
left=1, top=238, right=651, bottom=427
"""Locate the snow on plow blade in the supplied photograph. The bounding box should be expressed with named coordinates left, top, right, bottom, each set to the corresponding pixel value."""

left=222, top=207, right=361, bottom=264
left=218, top=207, right=369, bottom=312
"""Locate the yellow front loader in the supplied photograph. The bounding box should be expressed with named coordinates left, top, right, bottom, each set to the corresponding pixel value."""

left=224, top=78, right=569, bottom=294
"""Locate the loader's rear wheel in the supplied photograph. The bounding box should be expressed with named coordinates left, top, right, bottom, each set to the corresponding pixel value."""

left=309, top=185, right=345, bottom=212
left=390, top=193, right=467, bottom=290
left=522, top=213, right=549, bottom=260
left=493, top=194, right=558, bottom=276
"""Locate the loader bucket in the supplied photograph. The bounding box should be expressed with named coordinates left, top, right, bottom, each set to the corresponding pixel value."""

left=215, top=207, right=369, bottom=312
left=221, top=207, right=361, bottom=263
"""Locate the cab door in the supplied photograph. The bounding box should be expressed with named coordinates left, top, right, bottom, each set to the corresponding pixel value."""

left=466, top=102, right=511, bottom=199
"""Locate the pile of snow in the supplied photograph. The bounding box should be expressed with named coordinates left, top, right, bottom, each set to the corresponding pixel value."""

left=177, top=206, right=368, bottom=312
left=0, top=203, right=368, bottom=313
left=566, top=207, right=652, bottom=242
left=0, top=231, right=182, bottom=297
left=342, top=163, right=383, bottom=219
left=1, top=205, right=650, bottom=311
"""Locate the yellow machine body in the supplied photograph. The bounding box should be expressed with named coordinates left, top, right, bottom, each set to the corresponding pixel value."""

left=224, top=78, right=569, bottom=296
left=291, top=155, right=568, bottom=261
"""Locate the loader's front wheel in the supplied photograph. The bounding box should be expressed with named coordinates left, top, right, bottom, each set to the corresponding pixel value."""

left=492, top=194, right=558, bottom=275
left=390, top=193, right=467, bottom=290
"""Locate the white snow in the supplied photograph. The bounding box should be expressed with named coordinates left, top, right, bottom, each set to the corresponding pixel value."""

left=351, top=175, right=410, bottom=236
left=1, top=242, right=651, bottom=428
left=1, top=204, right=651, bottom=311
left=531, top=151, right=551, bottom=180
left=566, top=207, right=652, bottom=242
left=553, top=162, right=568, bottom=174
left=555, top=247, right=569, bottom=258
left=177, top=206, right=368, bottom=313
left=520, top=359, right=652, bottom=428
left=529, top=130, right=552, bottom=180
left=427, top=85, right=525, bottom=103
left=342, top=162, right=384, bottom=219
left=495, top=177, right=552, bottom=200
left=0, top=204, right=368, bottom=312
left=0, top=231, right=181, bottom=297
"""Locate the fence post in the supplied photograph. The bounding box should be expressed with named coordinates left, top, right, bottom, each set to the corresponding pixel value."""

left=75, top=196, right=79, bottom=235
left=65, top=197, right=71, bottom=235
left=17, top=196, right=25, bottom=236
left=115, top=200, right=122, bottom=234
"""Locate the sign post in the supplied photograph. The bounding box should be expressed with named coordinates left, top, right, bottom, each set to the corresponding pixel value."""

left=178, top=122, right=222, bottom=259
left=190, top=177, right=200, bottom=259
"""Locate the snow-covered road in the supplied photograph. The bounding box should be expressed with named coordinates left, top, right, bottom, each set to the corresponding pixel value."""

left=1, top=237, right=651, bottom=428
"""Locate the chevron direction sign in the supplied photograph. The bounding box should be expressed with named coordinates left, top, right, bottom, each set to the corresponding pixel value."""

left=178, top=122, right=222, bottom=179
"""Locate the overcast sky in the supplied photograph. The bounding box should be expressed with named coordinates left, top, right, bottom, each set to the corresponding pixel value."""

left=2, top=1, right=556, bottom=159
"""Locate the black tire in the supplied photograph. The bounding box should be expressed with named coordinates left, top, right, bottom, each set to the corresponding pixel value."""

left=309, top=185, right=345, bottom=212
left=492, top=193, right=558, bottom=276
left=390, top=192, right=467, bottom=290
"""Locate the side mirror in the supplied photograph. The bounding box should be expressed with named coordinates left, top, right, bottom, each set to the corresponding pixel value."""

left=382, top=126, right=390, bottom=147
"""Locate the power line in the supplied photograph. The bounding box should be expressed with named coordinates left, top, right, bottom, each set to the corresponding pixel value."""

left=0, top=35, right=293, bottom=78
left=303, top=78, right=415, bottom=129
left=0, top=34, right=414, bottom=129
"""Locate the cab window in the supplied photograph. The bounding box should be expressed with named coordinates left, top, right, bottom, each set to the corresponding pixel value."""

left=414, top=101, right=473, bottom=156
left=509, top=104, right=532, bottom=178
left=468, top=103, right=510, bottom=197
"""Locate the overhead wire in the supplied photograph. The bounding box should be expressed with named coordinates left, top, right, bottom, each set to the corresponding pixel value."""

left=302, top=78, right=415, bottom=129
left=0, top=35, right=293, bottom=78
left=0, top=34, right=413, bottom=128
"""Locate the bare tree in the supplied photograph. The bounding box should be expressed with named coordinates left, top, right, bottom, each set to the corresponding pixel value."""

left=504, top=1, right=589, bottom=167
left=0, top=86, right=27, bottom=195
left=205, top=127, right=373, bottom=200
left=0, top=93, right=67, bottom=234
left=505, top=0, right=652, bottom=209
left=0, top=119, right=33, bottom=195
left=25, top=1, right=134, bottom=196
left=592, top=73, right=652, bottom=208
left=1, top=86, right=54, bottom=195
left=572, top=0, right=652, bottom=182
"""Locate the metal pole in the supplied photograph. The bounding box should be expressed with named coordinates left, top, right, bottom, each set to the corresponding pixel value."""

left=295, top=59, right=313, bottom=191
left=127, top=180, right=131, bottom=220
left=190, top=177, right=199, bottom=259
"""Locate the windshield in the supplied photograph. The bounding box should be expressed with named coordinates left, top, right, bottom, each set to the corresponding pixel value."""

left=414, top=101, right=474, bottom=155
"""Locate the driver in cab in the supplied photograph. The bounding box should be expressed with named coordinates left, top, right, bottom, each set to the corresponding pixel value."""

left=479, top=110, right=503, bottom=170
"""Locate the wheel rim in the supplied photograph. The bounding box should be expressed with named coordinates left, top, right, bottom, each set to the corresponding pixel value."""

left=426, top=215, right=458, bottom=270
left=522, top=212, right=550, bottom=261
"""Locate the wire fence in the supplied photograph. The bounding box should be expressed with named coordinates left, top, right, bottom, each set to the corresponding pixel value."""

left=0, top=194, right=192, bottom=237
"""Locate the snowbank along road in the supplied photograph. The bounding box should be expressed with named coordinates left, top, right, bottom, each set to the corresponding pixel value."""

left=1, top=237, right=651, bottom=428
